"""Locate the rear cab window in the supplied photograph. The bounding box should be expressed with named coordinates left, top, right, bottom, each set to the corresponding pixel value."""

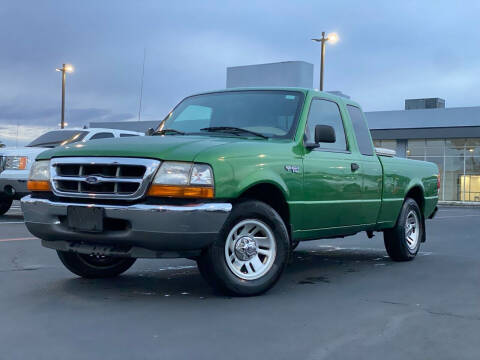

left=346, top=105, right=374, bottom=156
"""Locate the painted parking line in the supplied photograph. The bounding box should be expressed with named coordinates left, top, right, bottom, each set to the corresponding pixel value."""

left=433, top=214, right=480, bottom=219
left=0, top=237, right=36, bottom=242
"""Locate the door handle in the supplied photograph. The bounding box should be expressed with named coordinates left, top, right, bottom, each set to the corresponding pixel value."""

left=351, top=163, right=360, bottom=172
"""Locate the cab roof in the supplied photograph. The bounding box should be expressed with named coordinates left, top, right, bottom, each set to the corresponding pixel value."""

left=190, top=87, right=362, bottom=109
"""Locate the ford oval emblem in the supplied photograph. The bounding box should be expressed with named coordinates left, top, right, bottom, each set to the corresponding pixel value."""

left=85, top=176, right=100, bottom=185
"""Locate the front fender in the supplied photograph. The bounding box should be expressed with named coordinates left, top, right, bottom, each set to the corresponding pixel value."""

left=235, top=169, right=290, bottom=199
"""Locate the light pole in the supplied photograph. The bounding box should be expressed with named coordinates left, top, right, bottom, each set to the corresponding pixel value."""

left=55, top=64, right=74, bottom=129
left=312, top=32, right=338, bottom=91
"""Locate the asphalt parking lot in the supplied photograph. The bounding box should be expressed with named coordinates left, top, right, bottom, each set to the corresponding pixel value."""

left=1, top=202, right=479, bottom=360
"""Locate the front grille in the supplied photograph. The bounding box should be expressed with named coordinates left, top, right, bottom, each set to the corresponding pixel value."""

left=50, top=157, right=161, bottom=200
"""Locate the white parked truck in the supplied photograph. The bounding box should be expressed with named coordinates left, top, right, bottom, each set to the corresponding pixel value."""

left=0, top=128, right=143, bottom=215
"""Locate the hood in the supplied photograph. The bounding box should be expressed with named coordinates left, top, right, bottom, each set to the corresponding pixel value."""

left=36, top=135, right=251, bottom=162
left=0, top=146, right=47, bottom=158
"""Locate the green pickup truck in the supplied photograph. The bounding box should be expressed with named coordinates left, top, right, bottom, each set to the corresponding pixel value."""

left=21, top=88, right=439, bottom=296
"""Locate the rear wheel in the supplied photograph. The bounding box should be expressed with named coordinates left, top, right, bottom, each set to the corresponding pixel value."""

left=197, top=200, right=290, bottom=296
left=384, top=198, right=424, bottom=261
left=0, top=197, right=13, bottom=216
left=57, top=251, right=136, bottom=278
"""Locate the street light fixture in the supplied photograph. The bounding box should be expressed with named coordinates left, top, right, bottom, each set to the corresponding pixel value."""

left=312, top=32, right=339, bottom=91
left=55, top=63, right=74, bottom=129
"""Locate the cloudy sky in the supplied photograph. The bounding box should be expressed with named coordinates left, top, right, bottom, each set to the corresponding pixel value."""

left=1, top=0, right=479, bottom=146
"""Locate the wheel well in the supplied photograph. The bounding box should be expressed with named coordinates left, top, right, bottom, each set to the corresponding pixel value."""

left=405, top=186, right=424, bottom=212
left=238, top=183, right=290, bottom=228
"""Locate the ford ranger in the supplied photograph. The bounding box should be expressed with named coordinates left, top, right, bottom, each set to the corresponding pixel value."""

left=21, top=88, right=439, bottom=296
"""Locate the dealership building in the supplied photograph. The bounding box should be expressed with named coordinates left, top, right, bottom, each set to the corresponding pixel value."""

left=92, top=61, right=480, bottom=203
left=367, top=100, right=480, bottom=203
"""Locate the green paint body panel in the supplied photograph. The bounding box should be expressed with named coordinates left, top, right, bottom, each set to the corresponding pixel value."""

left=37, top=87, right=439, bottom=241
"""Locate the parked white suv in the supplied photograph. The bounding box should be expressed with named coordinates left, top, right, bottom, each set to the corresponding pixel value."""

left=0, top=128, right=143, bottom=215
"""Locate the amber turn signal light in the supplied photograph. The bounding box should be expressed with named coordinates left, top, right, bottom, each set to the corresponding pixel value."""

left=147, top=185, right=214, bottom=198
left=18, top=157, right=27, bottom=170
left=27, top=180, right=51, bottom=192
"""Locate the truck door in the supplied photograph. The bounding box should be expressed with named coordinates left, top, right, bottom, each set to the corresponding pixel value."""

left=345, top=105, right=383, bottom=225
left=301, top=98, right=364, bottom=236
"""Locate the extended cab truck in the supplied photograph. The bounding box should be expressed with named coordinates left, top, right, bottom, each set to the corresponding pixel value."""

left=0, top=128, right=142, bottom=215
left=21, top=88, right=439, bottom=296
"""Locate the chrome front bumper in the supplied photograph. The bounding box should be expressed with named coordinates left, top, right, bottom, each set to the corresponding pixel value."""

left=21, top=195, right=232, bottom=257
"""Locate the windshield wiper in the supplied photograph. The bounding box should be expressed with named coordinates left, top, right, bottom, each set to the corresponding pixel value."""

left=153, top=128, right=186, bottom=136
left=200, top=127, right=268, bottom=139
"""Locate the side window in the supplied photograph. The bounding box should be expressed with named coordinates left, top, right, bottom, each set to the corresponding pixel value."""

left=305, top=99, right=347, bottom=151
left=90, top=132, right=114, bottom=140
left=346, top=105, right=374, bottom=156
left=120, top=133, right=139, bottom=137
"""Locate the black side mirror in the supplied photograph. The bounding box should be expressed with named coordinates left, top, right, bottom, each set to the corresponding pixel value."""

left=305, top=125, right=336, bottom=149
left=315, top=125, right=336, bottom=143
left=145, top=128, right=155, bottom=136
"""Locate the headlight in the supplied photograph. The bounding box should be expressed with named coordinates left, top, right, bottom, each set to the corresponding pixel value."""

left=5, top=156, right=28, bottom=170
left=153, top=162, right=192, bottom=185
left=27, top=160, right=51, bottom=191
left=148, top=161, right=214, bottom=198
left=190, top=164, right=213, bottom=185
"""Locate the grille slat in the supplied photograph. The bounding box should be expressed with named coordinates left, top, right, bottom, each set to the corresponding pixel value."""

left=53, top=176, right=142, bottom=183
left=50, top=157, right=161, bottom=200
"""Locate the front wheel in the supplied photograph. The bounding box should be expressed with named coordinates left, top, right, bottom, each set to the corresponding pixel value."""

left=0, top=197, right=13, bottom=216
left=384, top=198, right=424, bottom=261
left=197, top=200, right=290, bottom=296
left=57, top=251, right=136, bottom=278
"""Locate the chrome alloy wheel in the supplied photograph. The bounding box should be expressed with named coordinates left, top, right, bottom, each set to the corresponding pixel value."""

left=405, top=210, right=420, bottom=251
left=225, top=219, right=276, bottom=280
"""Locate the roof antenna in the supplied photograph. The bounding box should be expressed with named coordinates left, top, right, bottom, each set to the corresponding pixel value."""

left=137, top=48, right=146, bottom=122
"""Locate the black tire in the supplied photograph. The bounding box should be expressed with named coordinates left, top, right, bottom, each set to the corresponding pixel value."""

left=0, top=197, right=13, bottom=216
left=197, top=200, right=290, bottom=296
left=57, top=251, right=136, bottom=278
left=384, top=198, right=424, bottom=261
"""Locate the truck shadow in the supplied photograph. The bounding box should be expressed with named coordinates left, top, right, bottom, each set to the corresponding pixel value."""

left=52, top=244, right=393, bottom=300
left=1, top=214, right=24, bottom=221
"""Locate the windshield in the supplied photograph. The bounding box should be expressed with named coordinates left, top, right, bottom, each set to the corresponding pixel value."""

left=157, top=90, right=304, bottom=139
left=27, top=130, right=88, bottom=148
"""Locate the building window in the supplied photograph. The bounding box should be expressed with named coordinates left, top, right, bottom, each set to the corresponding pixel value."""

left=464, top=144, right=480, bottom=201
left=425, top=139, right=444, bottom=156
left=406, top=138, right=480, bottom=202
left=460, top=175, right=480, bottom=202
left=374, top=139, right=397, bottom=151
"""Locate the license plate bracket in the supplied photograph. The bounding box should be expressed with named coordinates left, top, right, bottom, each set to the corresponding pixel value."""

left=67, top=206, right=104, bottom=233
